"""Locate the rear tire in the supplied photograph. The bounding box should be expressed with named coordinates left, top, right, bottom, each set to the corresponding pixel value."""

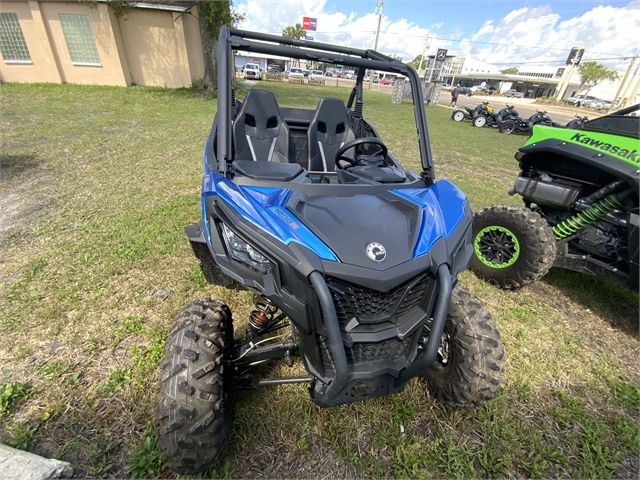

left=452, top=110, right=465, bottom=122
left=499, top=120, right=516, bottom=134
left=470, top=205, right=557, bottom=289
left=473, top=115, right=487, bottom=127
left=156, top=299, right=234, bottom=475
left=421, top=284, right=504, bottom=408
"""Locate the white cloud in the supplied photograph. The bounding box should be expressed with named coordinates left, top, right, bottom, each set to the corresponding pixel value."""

left=234, top=1, right=639, bottom=72
left=454, top=5, right=638, bottom=72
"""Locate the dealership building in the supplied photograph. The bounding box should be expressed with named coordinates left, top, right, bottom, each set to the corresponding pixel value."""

left=422, top=54, right=632, bottom=102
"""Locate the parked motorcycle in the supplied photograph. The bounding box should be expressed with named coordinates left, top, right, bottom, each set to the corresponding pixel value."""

left=473, top=103, right=519, bottom=127
left=498, top=110, right=561, bottom=134
left=451, top=102, right=490, bottom=122
left=564, top=113, right=589, bottom=130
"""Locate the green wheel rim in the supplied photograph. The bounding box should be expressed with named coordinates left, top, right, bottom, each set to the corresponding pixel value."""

left=474, top=225, right=520, bottom=268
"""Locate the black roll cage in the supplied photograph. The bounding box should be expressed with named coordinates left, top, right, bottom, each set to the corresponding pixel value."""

left=216, top=26, right=435, bottom=184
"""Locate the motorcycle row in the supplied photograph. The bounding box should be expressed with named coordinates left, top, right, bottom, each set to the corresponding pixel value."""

left=451, top=102, right=589, bottom=134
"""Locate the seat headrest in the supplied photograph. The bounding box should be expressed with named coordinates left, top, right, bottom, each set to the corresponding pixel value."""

left=237, top=89, right=282, bottom=130
left=312, top=98, right=349, bottom=136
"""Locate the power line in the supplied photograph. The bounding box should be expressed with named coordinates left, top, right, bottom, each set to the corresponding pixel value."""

left=308, top=30, right=629, bottom=58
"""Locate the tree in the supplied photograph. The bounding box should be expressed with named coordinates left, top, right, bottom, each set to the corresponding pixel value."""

left=501, top=67, right=519, bottom=74
left=282, top=23, right=306, bottom=40
left=282, top=24, right=306, bottom=67
left=577, top=61, right=620, bottom=96
left=407, top=54, right=425, bottom=70
left=197, top=1, right=244, bottom=90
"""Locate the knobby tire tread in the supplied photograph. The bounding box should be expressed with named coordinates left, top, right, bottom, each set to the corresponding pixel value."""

left=156, top=298, right=233, bottom=475
left=421, top=284, right=504, bottom=408
left=470, top=204, right=557, bottom=289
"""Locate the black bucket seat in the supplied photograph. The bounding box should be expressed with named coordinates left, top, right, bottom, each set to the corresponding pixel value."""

left=307, top=98, right=355, bottom=172
left=233, top=89, right=290, bottom=162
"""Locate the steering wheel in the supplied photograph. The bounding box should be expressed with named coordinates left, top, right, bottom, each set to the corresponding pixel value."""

left=334, top=137, right=388, bottom=169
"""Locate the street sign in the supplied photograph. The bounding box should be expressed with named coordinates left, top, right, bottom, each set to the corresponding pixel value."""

left=436, top=49, right=448, bottom=62
left=566, top=48, right=584, bottom=65
left=303, top=17, right=317, bottom=31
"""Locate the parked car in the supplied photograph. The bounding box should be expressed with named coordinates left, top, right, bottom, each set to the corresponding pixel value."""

left=565, top=95, right=597, bottom=107
left=286, top=67, right=305, bottom=84
left=505, top=89, right=524, bottom=98
left=582, top=97, right=601, bottom=108
left=309, top=70, right=325, bottom=85
left=267, top=65, right=281, bottom=73
left=458, top=86, right=473, bottom=96
left=594, top=99, right=613, bottom=111
left=243, top=63, right=262, bottom=80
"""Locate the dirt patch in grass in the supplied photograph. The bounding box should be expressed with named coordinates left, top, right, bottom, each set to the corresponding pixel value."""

left=0, top=153, right=58, bottom=247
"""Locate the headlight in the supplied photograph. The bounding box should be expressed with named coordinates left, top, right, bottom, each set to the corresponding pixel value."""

left=220, top=223, right=271, bottom=274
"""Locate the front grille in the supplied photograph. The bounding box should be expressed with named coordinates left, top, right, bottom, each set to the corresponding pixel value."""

left=319, top=273, right=431, bottom=372
left=327, top=274, right=430, bottom=327
left=320, top=335, right=413, bottom=372
left=347, top=336, right=412, bottom=363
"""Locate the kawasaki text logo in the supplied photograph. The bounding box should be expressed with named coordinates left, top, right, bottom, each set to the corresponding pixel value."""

left=570, top=133, right=639, bottom=163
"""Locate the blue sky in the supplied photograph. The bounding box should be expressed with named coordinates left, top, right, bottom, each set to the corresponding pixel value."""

left=235, top=0, right=640, bottom=72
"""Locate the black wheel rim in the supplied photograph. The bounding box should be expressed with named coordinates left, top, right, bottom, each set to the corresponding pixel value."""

left=474, top=226, right=520, bottom=268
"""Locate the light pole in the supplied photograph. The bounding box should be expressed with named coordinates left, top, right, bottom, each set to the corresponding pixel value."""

left=612, top=54, right=637, bottom=111
left=368, top=0, right=385, bottom=90
left=417, top=34, right=430, bottom=77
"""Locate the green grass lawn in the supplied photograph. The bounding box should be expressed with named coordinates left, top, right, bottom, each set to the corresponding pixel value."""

left=1, top=82, right=638, bottom=479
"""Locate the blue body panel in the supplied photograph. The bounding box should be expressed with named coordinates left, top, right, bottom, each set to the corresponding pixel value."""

left=392, top=180, right=467, bottom=258
left=202, top=173, right=340, bottom=261
left=202, top=173, right=467, bottom=263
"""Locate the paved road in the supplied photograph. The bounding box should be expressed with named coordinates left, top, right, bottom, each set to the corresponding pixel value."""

left=438, top=91, right=593, bottom=125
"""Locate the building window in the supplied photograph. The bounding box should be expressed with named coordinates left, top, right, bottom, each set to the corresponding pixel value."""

left=59, top=14, right=101, bottom=66
left=0, top=13, right=32, bottom=64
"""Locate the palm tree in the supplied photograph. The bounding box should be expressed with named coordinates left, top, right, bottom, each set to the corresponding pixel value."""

left=282, top=23, right=306, bottom=67
left=282, top=23, right=306, bottom=40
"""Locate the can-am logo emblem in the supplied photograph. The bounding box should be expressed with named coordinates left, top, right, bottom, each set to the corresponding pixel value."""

left=366, top=243, right=386, bottom=262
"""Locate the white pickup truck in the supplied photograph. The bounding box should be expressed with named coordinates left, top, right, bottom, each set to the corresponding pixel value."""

left=505, top=89, right=525, bottom=98
left=243, top=64, right=262, bottom=80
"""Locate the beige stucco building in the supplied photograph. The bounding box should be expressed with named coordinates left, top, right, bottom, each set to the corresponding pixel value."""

left=0, top=1, right=204, bottom=87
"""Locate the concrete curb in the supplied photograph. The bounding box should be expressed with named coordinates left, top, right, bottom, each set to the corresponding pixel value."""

left=0, top=444, right=73, bottom=480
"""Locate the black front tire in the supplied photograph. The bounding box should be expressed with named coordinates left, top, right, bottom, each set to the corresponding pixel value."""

left=470, top=205, right=557, bottom=289
left=499, top=120, right=516, bottom=134
left=421, top=284, right=504, bottom=408
left=156, top=299, right=234, bottom=475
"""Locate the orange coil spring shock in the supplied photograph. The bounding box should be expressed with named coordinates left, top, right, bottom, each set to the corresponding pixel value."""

left=249, top=295, right=279, bottom=332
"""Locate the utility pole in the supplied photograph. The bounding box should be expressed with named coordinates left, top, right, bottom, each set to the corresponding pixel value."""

left=417, top=33, right=430, bottom=77
left=612, top=53, right=637, bottom=111
left=368, top=0, right=385, bottom=90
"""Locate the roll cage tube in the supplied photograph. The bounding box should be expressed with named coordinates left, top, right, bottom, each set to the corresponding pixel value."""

left=216, top=26, right=435, bottom=183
